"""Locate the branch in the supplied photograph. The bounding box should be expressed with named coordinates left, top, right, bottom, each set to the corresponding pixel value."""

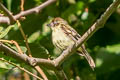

left=0, top=0, right=56, bottom=24
left=0, top=2, right=15, bottom=24
left=0, top=58, right=43, bottom=80
left=0, top=42, right=54, bottom=68
left=0, top=0, right=120, bottom=71
left=20, top=0, right=24, bottom=11
left=16, top=20, right=32, bottom=56
left=35, top=66, right=48, bottom=80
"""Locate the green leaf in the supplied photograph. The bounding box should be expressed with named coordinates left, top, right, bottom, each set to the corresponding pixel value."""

left=76, top=1, right=84, bottom=10
left=11, top=46, right=27, bottom=53
left=106, top=44, right=120, bottom=54
left=0, top=60, right=14, bottom=69
left=81, top=11, right=88, bottom=20
left=0, top=26, right=3, bottom=32
left=6, top=0, right=12, bottom=11
left=34, top=0, right=42, bottom=6
left=28, top=31, right=40, bottom=43
left=29, top=43, right=49, bottom=58
left=89, top=0, right=96, bottom=3
left=0, top=25, right=14, bottom=39
left=96, top=47, right=120, bottom=74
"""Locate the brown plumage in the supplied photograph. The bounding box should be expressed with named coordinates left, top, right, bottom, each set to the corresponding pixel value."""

left=48, top=17, right=95, bottom=70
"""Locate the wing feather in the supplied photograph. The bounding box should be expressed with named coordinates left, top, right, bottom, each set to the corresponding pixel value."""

left=60, top=24, right=81, bottom=42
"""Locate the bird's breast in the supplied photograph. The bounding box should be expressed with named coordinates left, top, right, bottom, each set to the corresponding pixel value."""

left=52, top=28, right=74, bottom=50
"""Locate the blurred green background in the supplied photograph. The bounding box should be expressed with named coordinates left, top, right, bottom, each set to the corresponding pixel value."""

left=0, top=0, right=120, bottom=80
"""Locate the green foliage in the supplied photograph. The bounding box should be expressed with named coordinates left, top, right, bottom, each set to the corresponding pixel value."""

left=0, top=60, right=13, bottom=70
left=0, top=0, right=120, bottom=80
left=0, top=25, right=14, bottom=39
left=95, top=44, right=120, bottom=80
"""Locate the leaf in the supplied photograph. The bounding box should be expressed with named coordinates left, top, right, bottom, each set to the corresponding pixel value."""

left=96, top=47, right=120, bottom=75
left=29, top=43, right=49, bottom=58
left=6, top=0, right=12, bottom=11
left=106, top=44, right=120, bottom=54
left=28, top=31, right=40, bottom=43
left=81, top=11, right=88, bottom=20
left=11, top=46, right=27, bottom=53
left=0, top=60, right=14, bottom=69
left=0, top=25, right=14, bottom=39
left=0, top=26, right=3, bottom=32
left=89, top=0, right=96, bottom=3
left=34, top=0, right=42, bottom=6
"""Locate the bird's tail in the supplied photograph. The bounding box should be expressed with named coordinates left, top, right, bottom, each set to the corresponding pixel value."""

left=77, top=46, right=95, bottom=70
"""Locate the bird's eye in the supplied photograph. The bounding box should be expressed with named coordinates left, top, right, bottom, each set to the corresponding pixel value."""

left=53, top=21, right=57, bottom=24
left=47, top=23, right=51, bottom=27
left=53, top=21, right=59, bottom=26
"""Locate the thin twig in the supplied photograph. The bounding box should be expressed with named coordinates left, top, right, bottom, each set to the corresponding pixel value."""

left=0, top=58, right=43, bottom=80
left=20, top=0, right=24, bottom=11
left=16, top=20, right=32, bottom=57
left=32, top=68, right=38, bottom=80
left=23, top=72, right=30, bottom=80
left=0, top=2, right=15, bottom=24
left=0, top=0, right=56, bottom=24
left=16, top=20, right=48, bottom=80
left=11, top=40, right=23, bottom=54
left=35, top=66, right=48, bottom=80
left=0, top=40, right=23, bottom=54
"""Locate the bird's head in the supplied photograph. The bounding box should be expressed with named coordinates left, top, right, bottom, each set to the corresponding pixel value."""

left=47, top=17, right=68, bottom=30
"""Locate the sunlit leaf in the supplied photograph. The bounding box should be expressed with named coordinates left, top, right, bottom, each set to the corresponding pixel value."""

left=0, top=26, right=3, bottom=32
left=6, top=0, right=12, bottom=11
left=106, top=44, right=120, bottom=54
left=29, top=43, right=49, bottom=58
left=68, top=0, right=76, bottom=4
left=89, top=0, right=96, bottom=3
left=96, top=47, right=120, bottom=75
left=28, top=31, right=40, bottom=43
left=34, top=0, right=42, bottom=5
left=0, top=25, right=14, bottom=39
left=76, top=1, right=84, bottom=10
left=81, top=11, right=88, bottom=20
left=0, top=60, right=14, bottom=69
left=96, top=58, right=103, bottom=67
left=11, top=46, right=27, bottom=53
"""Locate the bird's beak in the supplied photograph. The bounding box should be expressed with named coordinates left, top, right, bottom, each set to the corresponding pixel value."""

left=47, top=23, right=51, bottom=27
left=47, top=22, right=54, bottom=27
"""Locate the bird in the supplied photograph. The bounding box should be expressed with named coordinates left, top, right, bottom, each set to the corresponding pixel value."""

left=47, top=17, right=95, bottom=70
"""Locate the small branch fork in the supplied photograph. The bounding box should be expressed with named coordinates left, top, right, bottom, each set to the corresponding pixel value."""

left=0, top=2, right=16, bottom=23
left=0, top=0, right=56, bottom=24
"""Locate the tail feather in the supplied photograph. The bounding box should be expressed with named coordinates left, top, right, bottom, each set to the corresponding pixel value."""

left=77, top=46, right=95, bottom=70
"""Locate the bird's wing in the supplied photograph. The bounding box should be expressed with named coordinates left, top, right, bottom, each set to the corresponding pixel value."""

left=61, top=24, right=81, bottom=42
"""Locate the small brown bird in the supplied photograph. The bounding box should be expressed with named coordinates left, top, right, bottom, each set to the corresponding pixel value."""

left=47, top=17, right=95, bottom=70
